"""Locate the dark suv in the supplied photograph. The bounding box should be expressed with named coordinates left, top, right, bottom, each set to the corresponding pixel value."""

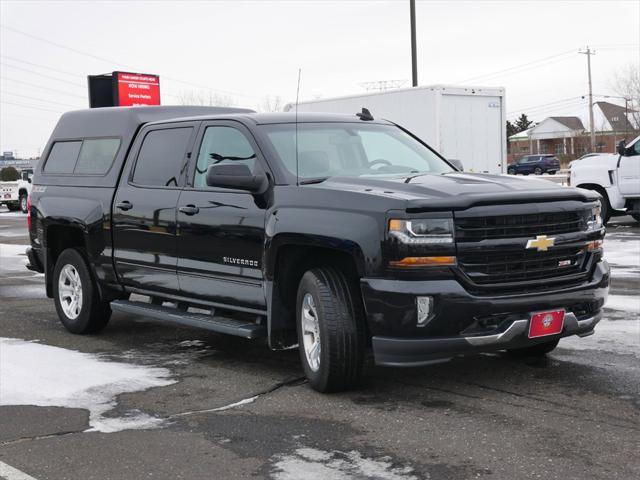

left=508, top=155, right=561, bottom=175
left=26, top=106, right=608, bottom=392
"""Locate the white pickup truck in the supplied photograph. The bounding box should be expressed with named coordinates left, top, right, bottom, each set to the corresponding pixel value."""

left=570, top=135, right=640, bottom=223
left=0, top=168, right=33, bottom=213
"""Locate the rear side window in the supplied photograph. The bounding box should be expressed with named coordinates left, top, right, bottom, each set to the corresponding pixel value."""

left=43, top=141, right=82, bottom=174
left=75, top=139, right=120, bottom=174
left=43, top=138, right=120, bottom=175
left=132, top=127, right=193, bottom=187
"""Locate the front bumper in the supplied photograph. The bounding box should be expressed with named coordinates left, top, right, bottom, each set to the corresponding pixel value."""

left=373, top=311, right=601, bottom=366
left=362, top=260, right=610, bottom=366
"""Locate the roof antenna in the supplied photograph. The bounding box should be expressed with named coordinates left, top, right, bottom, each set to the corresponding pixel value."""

left=295, top=68, right=302, bottom=186
left=356, top=107, right=374, bottom=121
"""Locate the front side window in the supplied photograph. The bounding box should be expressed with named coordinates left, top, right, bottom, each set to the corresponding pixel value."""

left=194, top=126, right=257, bottom=188
left=262, top=123, right=452, bottom=180
left=132, top=128, right=193, bottom=187
left=43, top=141, right=82, bottom=174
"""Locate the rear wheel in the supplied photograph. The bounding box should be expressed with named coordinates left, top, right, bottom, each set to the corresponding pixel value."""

left=296, top=267, right=366, bottom=393
left=534, top=167, right=543, bottom=175
left=53, top=248, right=111, bottom=334
left=507, top=339, right=560, bottom=357
left=19, top=193, right=28, bottom=213
left=6, top=202, right=20, bottom=212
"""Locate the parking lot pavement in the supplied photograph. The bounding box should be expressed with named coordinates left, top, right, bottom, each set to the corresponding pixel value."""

left=1, top=207, right=639, bottom=480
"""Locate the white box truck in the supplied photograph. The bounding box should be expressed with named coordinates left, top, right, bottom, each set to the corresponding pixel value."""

left=285, top=85, right=506, bottom=174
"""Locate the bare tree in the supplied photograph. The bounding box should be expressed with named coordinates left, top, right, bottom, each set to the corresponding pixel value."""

left=178, top=89, right=235, bottom=107
left=610, top=65, right=640, bottom=132
left=259, top=95, right=284, bottom=112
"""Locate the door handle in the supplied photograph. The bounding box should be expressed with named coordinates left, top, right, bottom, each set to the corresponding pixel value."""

left=116, top=201, right=133, bottom=211
left=179, top=205, right=200, bottom=215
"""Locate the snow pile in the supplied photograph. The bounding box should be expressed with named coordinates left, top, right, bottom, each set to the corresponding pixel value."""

left=604, top=236, right=640, bottom=278
left=0, top=337, right=175, bottom=433
left=270, top=447, right=418, bottom=480
left=0, top=243, right=31, bottom=276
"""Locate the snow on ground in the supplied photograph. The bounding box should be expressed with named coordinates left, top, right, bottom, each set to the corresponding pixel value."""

left=0, top=209, right=26, bottom=217
left=0, top=337, right=175, bottom=433
left=605, top=294, right=640, bottom=315
left=559, top=319, right=640, bottom=358
left=604, top=235, right=640, bottom=278
left=0, top=243, right=35, bottom=276
left=269, top=446, right=418, bottom=480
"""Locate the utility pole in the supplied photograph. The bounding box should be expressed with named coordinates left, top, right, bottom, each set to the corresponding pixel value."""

left=579, top=46, right=596, bottom=151
left=410, top=0, right=418, bottom=87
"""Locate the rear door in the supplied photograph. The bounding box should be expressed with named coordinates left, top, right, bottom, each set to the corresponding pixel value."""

left=440, top=93, right=503, bottom=174
left=112, top=122, right=198, bottom=293
left=176, top=121, right=269, bottom=310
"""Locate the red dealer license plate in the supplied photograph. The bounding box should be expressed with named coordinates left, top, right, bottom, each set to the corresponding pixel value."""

left=528, top=309, right=565, bottom=338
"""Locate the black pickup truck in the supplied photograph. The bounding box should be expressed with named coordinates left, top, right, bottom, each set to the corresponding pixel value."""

left=27, top=106, right=609, bottom=392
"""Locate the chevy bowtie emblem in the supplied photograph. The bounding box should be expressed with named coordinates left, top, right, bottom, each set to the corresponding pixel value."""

left=526, top=235, right=555, bottom=252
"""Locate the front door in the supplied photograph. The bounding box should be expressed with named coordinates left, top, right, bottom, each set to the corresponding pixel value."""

left=176, top=121, right=269, bottom=310
left=112, top=123, right=197, bottom=293
left=618, top=138, right=640, bottom=196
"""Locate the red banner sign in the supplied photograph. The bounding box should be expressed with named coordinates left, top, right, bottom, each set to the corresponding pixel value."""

left=115, top=72, right=160, bottom=107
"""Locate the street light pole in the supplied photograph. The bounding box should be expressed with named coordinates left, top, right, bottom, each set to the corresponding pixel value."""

left=410, top=0, right=418, bottom=87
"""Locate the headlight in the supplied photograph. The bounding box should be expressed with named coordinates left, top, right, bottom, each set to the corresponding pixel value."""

left=586, top=204, right=602, bottom=231
left=389, top=218, right=454, bottom=244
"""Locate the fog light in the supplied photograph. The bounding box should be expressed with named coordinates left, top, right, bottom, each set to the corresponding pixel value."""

left=416, top=296, right=434, bottom=327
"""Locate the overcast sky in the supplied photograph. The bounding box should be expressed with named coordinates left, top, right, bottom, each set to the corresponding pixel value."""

left=1, top=0, right=638, bottom=157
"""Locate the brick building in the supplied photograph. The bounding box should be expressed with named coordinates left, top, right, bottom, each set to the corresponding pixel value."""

left=508, top=101, right=638, bottom=165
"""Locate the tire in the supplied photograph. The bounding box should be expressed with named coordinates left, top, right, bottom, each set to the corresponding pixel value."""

left=19, top=193, right=28, bottom=213
left=296, top=267, right=366, bottom=393
left=53, top=248, right=111, bottom=334
left=632, top=213, right=640, bottom=223
left=6, top=202, right=20, bottom=212
left=549, top=170, right=556, bottom=175
left=507, top=168, right=515, bottom=175
left=596, top=190, right=612, bottom=225
left=507, top=339, right=560, bottom=357
left=534, top=167, right=543, bottom=175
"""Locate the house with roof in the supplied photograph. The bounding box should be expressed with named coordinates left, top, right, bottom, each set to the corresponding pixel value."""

left=508, top=101, right=638, bottom=163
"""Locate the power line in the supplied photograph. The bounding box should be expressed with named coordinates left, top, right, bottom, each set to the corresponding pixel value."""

left=0, top=24, right=262, bottom=101
left=2, top=91, right=84, bottom=108
left=507, top=96, right=585, bottom=115
left=0, top=54, right=84, bottom=78
left=1, top=100, right=64, bottom=113
left=0, top=62, right=86, bottom=87
left=0, top=76, right=87, bottom=98
left=455, top=49, right=576, bottom=84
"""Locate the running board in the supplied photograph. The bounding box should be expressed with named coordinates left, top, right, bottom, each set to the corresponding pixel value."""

left=110, top=300, right=267, bottom=339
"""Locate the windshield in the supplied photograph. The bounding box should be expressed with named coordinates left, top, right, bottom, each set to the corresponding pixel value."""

left=262, top=123, right=453, bottom=181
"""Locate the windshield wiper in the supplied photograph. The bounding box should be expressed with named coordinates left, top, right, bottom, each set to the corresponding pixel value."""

left=299, top=176, right=330, bottom=185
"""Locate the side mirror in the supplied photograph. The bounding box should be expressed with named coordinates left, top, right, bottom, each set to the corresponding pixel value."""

left=206, top=164, right=268, bottom=194
left=448, top=159, right=464, bottom=171
left=617, top=140, right=626, bottom=156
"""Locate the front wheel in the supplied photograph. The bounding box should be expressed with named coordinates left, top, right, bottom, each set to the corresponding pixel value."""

left=296, top=267, right=366, bottom=393
left=534, top=167, right=543, bottom=175
left=53, top=248, right=111, bottom=334
left=507, top=168, right=515, bottom=175
left=507, top=339, right=559, bottom=357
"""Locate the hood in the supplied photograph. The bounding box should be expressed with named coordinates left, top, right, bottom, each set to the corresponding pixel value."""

left=312, top=172, right=599, bottom=210
left=571, top=153, right=618, bottom=169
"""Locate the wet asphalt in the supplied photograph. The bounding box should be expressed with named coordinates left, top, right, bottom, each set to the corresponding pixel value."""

left=0, top=208, right=638, bottom=480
